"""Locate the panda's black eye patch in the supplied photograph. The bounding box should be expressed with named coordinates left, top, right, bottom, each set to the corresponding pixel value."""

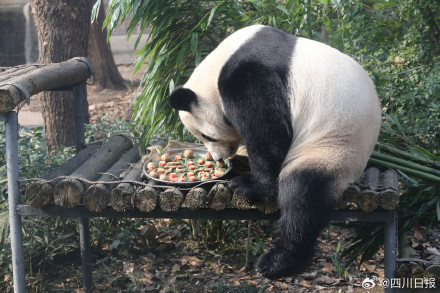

left=201, top=133, right=219, bottom=143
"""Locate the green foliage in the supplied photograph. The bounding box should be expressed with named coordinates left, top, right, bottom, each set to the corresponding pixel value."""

left=342, top=114, right=440, bottom=267
left=99, top=0, right=440, bottom=149
left=187, top=219, right=249, bottom=248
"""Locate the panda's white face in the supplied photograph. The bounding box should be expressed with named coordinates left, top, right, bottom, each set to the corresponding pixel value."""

left=179, top=109, right=241, bottom=161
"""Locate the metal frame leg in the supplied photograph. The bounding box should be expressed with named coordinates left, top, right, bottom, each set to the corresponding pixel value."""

left=79, top=217, right=92, bottom=292
left=73, top=83, right=86, bottom=152
left=74, top=82, right=92, bottom=291
left=5, top=111, right=26, bottom=293
left=384, top=210, right=398, bottom=293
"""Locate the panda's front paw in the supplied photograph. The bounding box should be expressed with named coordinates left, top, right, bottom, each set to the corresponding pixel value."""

left=228, top=175, right=275, bottom=202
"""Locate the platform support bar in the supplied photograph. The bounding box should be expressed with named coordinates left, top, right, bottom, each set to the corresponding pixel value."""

left=6, top=111, right=26, bottom=293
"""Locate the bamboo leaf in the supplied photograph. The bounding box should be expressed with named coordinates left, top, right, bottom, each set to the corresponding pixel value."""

left=91, top=0, right=102, bottom=23
left=437, top=200, right=440, bottom=221
left=191, top=32, right=198, bottom=54
left=206, top=6, right=218, bottom=29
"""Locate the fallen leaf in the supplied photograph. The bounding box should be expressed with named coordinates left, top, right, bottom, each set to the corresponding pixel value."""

left=321, top=263, right=336, bottom=273
left=298, top=280, right=311, bottom=288
left=410, top=236, right=422, bottom=249
left=301, top=271, right=318, bottom=280
left=316, top=275, right=340, bottom=285
left=181, top=256, right=203, bottom=267
left=123, top=262, right=134, bottom=274
left=426, top=246, right=440, bottom=256
left=414, top=223, right=425, bottom=242
left=171, top=263, right=182, bottom=273
left=362, top=263, right=376, bottom=272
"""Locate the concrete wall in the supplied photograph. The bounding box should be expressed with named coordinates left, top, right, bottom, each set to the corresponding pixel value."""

left=0, top=1, right=28, bottom=66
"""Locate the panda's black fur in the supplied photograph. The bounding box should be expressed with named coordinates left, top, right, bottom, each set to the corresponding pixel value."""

left=219, top=28, right=295, bottom=203
left=169, top=25, right=381, bottom=279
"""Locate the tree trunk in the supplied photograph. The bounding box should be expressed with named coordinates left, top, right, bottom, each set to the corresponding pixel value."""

left=88, top=2, right=126, bottom=90
left=31, top=0, right=92, bottom=152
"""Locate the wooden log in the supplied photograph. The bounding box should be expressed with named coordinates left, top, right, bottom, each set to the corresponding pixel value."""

left=110, top=161, right=142, bottom=212
left=425, top=265, right=440, bottom=283
left=134, top=186, right=159, bottom=212
left=231, top=192, right=255, bottom=210
left=83, top=147, right=140, bottom=212
left=256, top=197, right=278, bottom=214
left=397, top=262, right=424, bottom=279
left=0, top=65, right=43, bottom=82
left=342, top=183, right=361, bottom=204
left=53, top=135, right=133, bottom=208
left=358, top=167, right=380, bottom=212
left=183, top=187, right=208, bottom=210
left=25, top=145, right=100, bottom=208
left=0, top=58, right=92, bottom=113
left=208, top=183, right=233, bottom=211
left=379, top=170, right=400, bottom=210
left=159, top=188, right=184, bottom=212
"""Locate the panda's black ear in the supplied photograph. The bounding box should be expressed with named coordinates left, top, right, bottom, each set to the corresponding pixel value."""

left=169, top=85, right=198, bottom=112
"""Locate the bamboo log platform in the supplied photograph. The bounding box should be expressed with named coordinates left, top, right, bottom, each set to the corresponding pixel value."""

left=0, top=58, right=92, bottom=113
left=24, top=139, right=401, bottom=214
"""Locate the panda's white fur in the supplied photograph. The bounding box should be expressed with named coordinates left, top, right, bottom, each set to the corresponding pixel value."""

left=170, top=25, right=381, bottom=279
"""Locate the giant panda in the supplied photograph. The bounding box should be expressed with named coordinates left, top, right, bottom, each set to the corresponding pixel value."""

left=169, top=25, right=381, bottom=279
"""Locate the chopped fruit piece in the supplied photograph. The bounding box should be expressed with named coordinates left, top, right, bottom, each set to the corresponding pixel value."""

left=158, top=168, right=165, bottom=173
left=189, top=165, right=196, bottom=170
left=170, top=173, right=177, bottom=178
left=183, top=149, right=193, bottom=158
left=161, top=153, right=171, bottom=162
left=175, top=155, right=182, bottom=160
left=197, top=159, right=204, bottom=165
left=159, top=161, right=167, bottom=166
left=204, top=162, right=213, bottom=168
left=187, top=161, right=194, bottom=166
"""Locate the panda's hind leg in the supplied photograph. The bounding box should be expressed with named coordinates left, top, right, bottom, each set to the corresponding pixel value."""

left=257, top=167, right=337, bottom=279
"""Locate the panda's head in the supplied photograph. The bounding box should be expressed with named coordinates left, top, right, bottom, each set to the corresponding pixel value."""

left=169, top=85, right=241, bottom=160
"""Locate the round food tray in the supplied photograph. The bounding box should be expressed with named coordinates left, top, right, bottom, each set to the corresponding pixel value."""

left=142, top=148, right=232, bottom=186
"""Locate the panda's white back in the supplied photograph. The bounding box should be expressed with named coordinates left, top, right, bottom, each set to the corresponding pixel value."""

left=285, top=37, right=381, bottom=188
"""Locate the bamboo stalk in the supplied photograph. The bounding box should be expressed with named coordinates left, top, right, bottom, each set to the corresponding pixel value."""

left=372, top=151, right=440, bottom=177
left=377, top=143, right=439, bottom=169
left=368, top=158, right=440, bottom=182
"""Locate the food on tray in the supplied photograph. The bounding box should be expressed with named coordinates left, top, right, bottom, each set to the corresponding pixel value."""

left=161, top=153, right=171, bottom=162
left=204, top=152, right=213, bottom=161
left=183, top=149, right=193, bottom=158
left=145, top=149, right=228, bottom=182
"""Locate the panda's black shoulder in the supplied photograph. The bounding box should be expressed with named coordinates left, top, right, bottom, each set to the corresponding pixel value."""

left=219, top=26, right=297, bottom=89
left=217, top=26, right=295, bottom=173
